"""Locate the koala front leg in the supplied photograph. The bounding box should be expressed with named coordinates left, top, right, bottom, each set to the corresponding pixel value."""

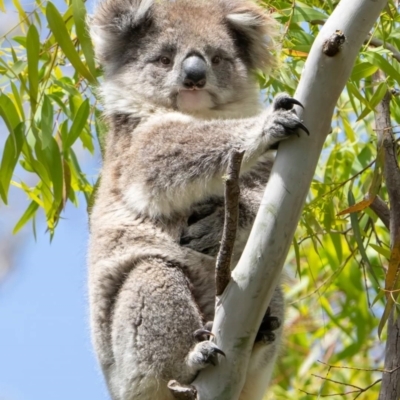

left=129, top=94, right=308, bottom=217
left=107, top=258, right=223, bottom=400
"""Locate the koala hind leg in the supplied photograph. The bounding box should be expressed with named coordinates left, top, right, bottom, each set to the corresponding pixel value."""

left=108, top=258, right=213, bottom=400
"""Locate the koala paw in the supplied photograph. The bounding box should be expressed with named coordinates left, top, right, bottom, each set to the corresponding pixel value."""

left=255, top=307, right=281, bottom=344
left=264, top=93, right=309, bottom=149
left=180, top=205, right=224, bottom=256
left=187, top=341, right=225, bottom=370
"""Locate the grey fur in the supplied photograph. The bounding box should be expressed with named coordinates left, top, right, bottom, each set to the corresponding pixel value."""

left=89, top=1, right=302, bottom=399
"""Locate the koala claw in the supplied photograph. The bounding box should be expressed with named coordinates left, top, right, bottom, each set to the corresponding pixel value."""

left=265, top=94, right=310, bottom=146
left=273, top=93, right=304, bottom=111
left=270, top=93, right=309, bottom=137
left=255, top=307, right=281, bottom=344
left=296, top=120, right=310, bottom=136
left=193, top=329, right=214, bottom=341
left=188, top=341, right=225, bottom=370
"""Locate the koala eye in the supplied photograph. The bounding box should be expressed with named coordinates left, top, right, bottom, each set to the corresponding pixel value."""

left=160, top=56, right=171, bottom=66
left=211, top=56, right=221, bottom=65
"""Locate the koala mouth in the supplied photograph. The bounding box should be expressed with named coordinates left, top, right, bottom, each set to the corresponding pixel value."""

left=176, top=89, right=214, bottom=112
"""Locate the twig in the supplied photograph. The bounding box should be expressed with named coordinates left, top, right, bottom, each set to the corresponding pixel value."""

left=312, top=374, right=364, bottom=390
left=298, top=379, right=382, bottom=398
left=215, top=149, right=244, bottom=296
left=368, top=195, right=391, bottom=230
left=318, top=359, right=396, bottom=372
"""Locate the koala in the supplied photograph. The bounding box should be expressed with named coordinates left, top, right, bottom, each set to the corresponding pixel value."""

left=88, top=1, right=308, bottom=400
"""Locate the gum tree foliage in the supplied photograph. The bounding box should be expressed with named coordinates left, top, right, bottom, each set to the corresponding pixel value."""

left=0, top=0, right=399, bottom=398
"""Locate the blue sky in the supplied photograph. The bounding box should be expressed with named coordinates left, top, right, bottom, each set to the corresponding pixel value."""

left=0, top=194, right=110, bottom=400
left=0, top=1, right=111, bottom=398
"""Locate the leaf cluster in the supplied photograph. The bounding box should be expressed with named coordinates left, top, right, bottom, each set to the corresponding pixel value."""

left=259, top=1, right=400, bottom=398
left=0, top=0, right=105, bottom=236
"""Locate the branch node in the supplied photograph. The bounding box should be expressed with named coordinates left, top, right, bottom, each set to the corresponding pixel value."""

left=323, top=30, right=346, bottom=56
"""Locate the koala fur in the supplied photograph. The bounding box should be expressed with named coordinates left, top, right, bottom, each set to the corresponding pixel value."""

left=88, top=1, right=306, bottom=399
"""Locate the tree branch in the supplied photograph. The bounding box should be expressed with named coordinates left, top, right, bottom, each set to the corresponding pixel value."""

left=368, top=195, right=391, bottom=230
left=378, top=312, right=400, bottom=400
left=215, top=149, right=244, bottom=296
left=368, top=36, right=400, bottom=63
left=374, top=76, right=400, bottom=245
left=192, top=1, right=388, bottom=399
left=374, top=70, right=400, bottom=400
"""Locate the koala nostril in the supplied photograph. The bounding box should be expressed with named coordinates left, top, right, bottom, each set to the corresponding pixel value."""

left=197, top=79, right=206, bottom=88
left=183, top=78, right=206, bottom=89
left=183, top=79, right=196, bottom=89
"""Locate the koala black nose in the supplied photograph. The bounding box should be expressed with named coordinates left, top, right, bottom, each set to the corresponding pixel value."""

left=182, top=55, right=207, bottom=89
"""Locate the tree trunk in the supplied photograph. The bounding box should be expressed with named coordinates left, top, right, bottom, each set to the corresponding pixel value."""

left=374, top=72, right=400, bottom=400
left=379, top=312, right=400, bottom=400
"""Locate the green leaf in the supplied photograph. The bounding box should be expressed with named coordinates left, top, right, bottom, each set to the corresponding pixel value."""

left=12, top=36, right=27, bottom=47
left=41, top=95, right=54, bottom=149
left=48, top=93, right=71, bottom=118
left=46, top=2, right=96, bottom=84
left=26, top=24, right=40, bottom=111
left=347, top=190, right=379, bottom=284
left=351, top=62, right=378, bottom=81
left=346, top=82, right=369, bottom=109
left=356, top=82, right=388, bottom=121
left=11, top=81, right=25, bottom=120
left=95, top=108, right=107, bottom=157
left=13, top=201, right=39, bottom=234
left=370, top=243, right=391, bottom=259
left=8, top=60, right=27, bottom=76
left=79, top=129, right=94, bottom=153
left=35, top=137, right=64, bottom=209
left=0, top=123, right=25, bottom=204
left=363, top=51, right=400, bottom=84
left=46, top=137, right=64, bottom=212
left=87, top=177, right=100, bottom=215
left=72, top=0, right=97, bottom=78
left=292, top=2, right=327, bottom=23
left=0, top=93, right=21, bottom=135
left=65, top=99, right=90, bottom=149
left=343, top=118, right=356, bottom=142
left=12, top=0, right=29, bottom=27
left=372, top=290, right=385, bottom=307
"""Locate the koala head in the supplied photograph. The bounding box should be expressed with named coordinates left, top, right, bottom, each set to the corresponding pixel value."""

left=91, top=0, right=277, bottom=116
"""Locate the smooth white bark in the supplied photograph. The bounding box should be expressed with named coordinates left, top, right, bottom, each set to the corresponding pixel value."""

left=193, top=0, right=388, bottom=399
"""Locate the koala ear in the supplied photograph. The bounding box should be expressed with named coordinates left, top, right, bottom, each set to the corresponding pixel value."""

left=90, top=0, right=153, bottom=66
left=224, top=1, right=278, bottom=71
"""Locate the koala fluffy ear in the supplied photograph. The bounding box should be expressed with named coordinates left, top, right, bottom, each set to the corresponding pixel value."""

left=224, top=0, right=278, bottom=71
left=90, top=0, right=153, bottom=66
